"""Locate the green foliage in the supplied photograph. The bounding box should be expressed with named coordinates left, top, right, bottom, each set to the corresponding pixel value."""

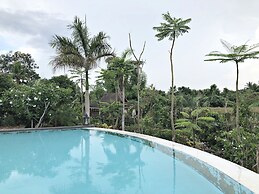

left=199, top=85, right=225, bottom=107
left=0, top=79, right=80, bottom=127
left=140, top=86, right=171, bottom=129
left=96, top=123, right=113, bottom=129
left=48, top=104, right=80, bottom=126
left=216, top=128, right=259, bottom=171
left=179, top=111, right=189, bottom=118
left=143, top=128, right=172, bottom=141
left=0, top=73, right=14, bottom=94
left=153, top=12, right=191, bottom=41
left=90, top=81, right=106, bottom=102
left=175, top=107, right=218, bottom=147
left=197, top=117, right=215, bottom=122
left=0, top=51, right=40, bottom=84
left=100, top=49, right=137, bottom=98
left=175, top=129, right=193, bottom=146
left=175, top=120, right=192, bottom=128
left=49, top=75, right=77, bottom=93
left=99, top=102, right=121, bottom=128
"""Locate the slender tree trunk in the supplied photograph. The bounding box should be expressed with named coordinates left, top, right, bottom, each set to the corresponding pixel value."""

left=35, top=102, right=50, bottom=128
left=114, top=117, right=119, bottom=129
left=137, top=64, right=141, bottom=133
left=192, top=128, right=196, bottom=147
left=170, top=38, right=176, bottom=141
left=224, top=98, right=228, bottom=114
left=81, top=75, right=84, bottom=124
left=114, top=85, right=119, bottom=129
left=31, top=119, right=34, bottom=128
left=193, top=117, right=198, bottom=147
left=115, top=85, right=118, bottom=102
left=85, top=69, right=90, bottom=123
left=256, top=145, right=259, bottom=173
left=122, top=75, right=125, bottom=131
left=235, top=61, right=240, bottom=140
left=128, top=34, right=146, bottom=133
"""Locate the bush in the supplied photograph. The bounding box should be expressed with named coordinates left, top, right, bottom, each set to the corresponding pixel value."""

left=143, top=128, right=172, bottom=141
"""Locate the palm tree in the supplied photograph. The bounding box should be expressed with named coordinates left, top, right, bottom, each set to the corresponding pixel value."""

left=205, top=40, right=259, bottom=137
left=50, top=16, right=113, bottom=123
left=105, top=49, right=135, bottom=130
left=245, top=82, right=259, bottom=92
left=153, top=12, right=191, bottom=141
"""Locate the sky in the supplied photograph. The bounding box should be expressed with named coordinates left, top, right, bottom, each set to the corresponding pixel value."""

left=0, top=0, right=259, bottom=91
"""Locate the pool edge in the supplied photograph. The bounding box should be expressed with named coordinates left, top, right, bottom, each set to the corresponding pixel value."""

left=1, top=126, right=258, bottom=193
left=88, top=127, right=259, bottom=194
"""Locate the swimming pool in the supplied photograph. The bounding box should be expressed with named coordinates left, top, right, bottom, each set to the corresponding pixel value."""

left=0, top=128, right=257, bottom=194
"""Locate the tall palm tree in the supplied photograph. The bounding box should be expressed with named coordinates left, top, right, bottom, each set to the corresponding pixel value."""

left=205, top=40, right=259, bottom=137
left=153, top=12, right=191, bottom=141
left=50, top=16, right=113, bottom=123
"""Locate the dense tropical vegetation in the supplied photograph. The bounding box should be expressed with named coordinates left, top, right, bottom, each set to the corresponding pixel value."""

left=0, top=15, right=259, bottom=173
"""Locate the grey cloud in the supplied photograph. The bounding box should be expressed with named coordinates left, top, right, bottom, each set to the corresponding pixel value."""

left=0, top=9, right=69, bottom=49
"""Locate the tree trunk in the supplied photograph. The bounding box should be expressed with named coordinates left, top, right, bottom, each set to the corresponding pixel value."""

left=85, top=69, right=90, bottom=123
left=192, top=128, right=196, bottom=148
left=35, top=102, right=50, bottom=128
left=170, top=37, right=176, bottom=141
left=256, top=145, right=259, bottom=173
left=81, top=75, right=84, bottom=125
left=114, top=84, right=119, bottom=129
left=128, top=34, right=146, bottom=134
left=235, top=61, right=240, bottom=141
left=137, top=64, right=141, bottom=133
left=224, top=98, right=228, bottom=114
left=31, top=119, right=34, bottom=128
left=122, top=75, right=125, bottom=131
left=114, top=117, right=119, bottom=129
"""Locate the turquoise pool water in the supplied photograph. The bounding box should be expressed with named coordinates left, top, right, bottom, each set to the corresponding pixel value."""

left=0, top=129, right=244, bottom=194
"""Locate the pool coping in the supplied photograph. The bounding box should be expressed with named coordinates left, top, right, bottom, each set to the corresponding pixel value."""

left=88, top=127, right=259, bottom=194
left=0, top=126, right=258, bottom=193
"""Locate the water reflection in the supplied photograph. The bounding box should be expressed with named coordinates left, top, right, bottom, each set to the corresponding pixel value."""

left=0, top=130, right=105, bottom=194
left=0, top=130, right=224, bottom=194
left=97, top=134, right=145, bottom=193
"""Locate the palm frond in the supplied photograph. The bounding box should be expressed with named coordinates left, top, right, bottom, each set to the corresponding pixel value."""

left=245, top=43, right=259, bottom=53
left=90, top=32, right=113, bottom=63
left=50, top=16, right=113, bottom=77
left=205, top=40, right=259, bottom=63
left=68, top=16, right=90, bottom=58
left=220, top=39, right=234, bottom=53
left=153, top=12, right=191, bottom=41
left=49, top=35, right=84, bottom=71
left=121, top=48, right=132, bottom=59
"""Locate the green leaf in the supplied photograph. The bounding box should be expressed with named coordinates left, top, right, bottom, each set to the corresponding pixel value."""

left=197, top=117, right=215, bottom=122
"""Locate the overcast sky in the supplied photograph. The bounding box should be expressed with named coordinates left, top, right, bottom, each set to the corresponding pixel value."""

left=0, top=0, right=259, bottom=91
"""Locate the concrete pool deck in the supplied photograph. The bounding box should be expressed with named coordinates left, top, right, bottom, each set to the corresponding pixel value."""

left=1, top=126, right=258, bottom=193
